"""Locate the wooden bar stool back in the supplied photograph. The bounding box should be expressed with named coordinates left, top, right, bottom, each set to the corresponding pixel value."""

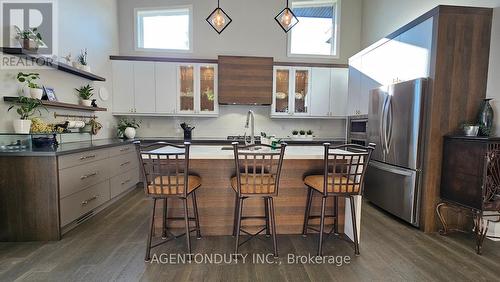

left=302, top=143, right=374, bottom=256
left=231, top=142, right=287, bottom=257
left=137, top=141, right=202, bottom=261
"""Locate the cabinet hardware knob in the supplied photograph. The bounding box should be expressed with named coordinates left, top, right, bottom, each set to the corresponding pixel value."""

left=81, top=172, right=98, bottom=180
left=81, top=195, right=99, bottom=206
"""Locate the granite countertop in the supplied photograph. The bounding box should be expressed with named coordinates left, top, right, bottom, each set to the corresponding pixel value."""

left=0, top=137, right=346, bottom=157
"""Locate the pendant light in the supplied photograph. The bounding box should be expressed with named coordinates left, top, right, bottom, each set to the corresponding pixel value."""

left=207, top=0, right=232, bottom=34
left=275, top=0, right=299, bottom=33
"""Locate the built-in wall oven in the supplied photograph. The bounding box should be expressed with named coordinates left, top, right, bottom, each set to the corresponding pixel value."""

left=348, top=115, right=368, bottom=146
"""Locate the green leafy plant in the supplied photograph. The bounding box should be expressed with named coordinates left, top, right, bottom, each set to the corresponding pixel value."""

left=202, top=88, right=215, bottom=101
left=17, top=72, right=41, bottom=89
left=292, top=130, right=299, bottom=135
left=14, top=26, right=44, bottom=46
left=77, top=49, right=88, bottom=66
left=299, top=130, right=306, bottom=135
left=75, top=84, right=94, bottom=100
left=307, top=130, right=314, bottom=135
left=117, top=118, right=141, bottom=136
left=7, top=97, right=46, bottom=120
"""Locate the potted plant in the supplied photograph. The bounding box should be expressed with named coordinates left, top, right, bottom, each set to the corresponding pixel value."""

left=75, top=49, right=91, bottom=72
left=307, top=130, right=314, bottom=137
left=299, top=130, right=306, bottom=138
left=14, top=26, right=44, bottom=51
left=118, top=118, right=140, bottom=139
left=17, top=72, right=43, bottom=99
left=7, top=97, right=45, bottom=133
left=75, top=84, right=94, bottom=106
left=292, top=130, right=299, bottom=138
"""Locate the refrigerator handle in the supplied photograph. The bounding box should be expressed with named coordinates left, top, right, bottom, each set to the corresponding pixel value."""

left=381, top=95, right=390, bottom=156
left=380, top=96, right=386, bottom=156
left=386, top=96, right=394, bottom=152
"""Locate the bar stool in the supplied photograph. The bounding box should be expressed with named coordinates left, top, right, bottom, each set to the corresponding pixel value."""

left=231, top=142, right=287, bottom=257
left=302, top=143, right=374, bottom=256
left=136, top=141, right=202, bottom=261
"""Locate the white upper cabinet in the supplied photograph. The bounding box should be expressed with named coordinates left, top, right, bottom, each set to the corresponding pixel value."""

left=155, top=62, right=177, bottom=114
left=133, top=62, right=156, bottom=114
left=330, top=68, right=349, bottom=117
left=310, top=68, right=331, bottom=117
left=111, top=61, right=218, bottom=116
left=273, top=66, right=347, bottom=119
left=347, top=57, right=362, bottom=116
left=177, top=64, right=218, bottom=116
left=112, top=61, right=134, bottom=114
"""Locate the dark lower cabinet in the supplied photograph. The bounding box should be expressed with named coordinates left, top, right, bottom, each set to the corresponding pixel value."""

left=438, top=136, right=500, bottom=254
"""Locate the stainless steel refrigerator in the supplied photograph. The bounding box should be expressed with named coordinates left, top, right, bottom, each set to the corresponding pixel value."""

left=364, top=78, right=427, bottom=227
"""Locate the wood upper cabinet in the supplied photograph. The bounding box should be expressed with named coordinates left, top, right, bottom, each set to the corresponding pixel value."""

left=218, top=56, right=273, bottom=105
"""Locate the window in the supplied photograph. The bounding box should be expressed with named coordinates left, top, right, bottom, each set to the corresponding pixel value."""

left=136, top=6, right=192, bottom=51
left=288, top=0, right=339, bottom=57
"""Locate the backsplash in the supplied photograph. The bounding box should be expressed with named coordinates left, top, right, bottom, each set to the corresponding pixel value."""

left=133, top=105, right=347, bottom=139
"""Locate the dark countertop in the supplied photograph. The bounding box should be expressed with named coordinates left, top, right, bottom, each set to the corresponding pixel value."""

left=0, top=137, right=346, bottom=157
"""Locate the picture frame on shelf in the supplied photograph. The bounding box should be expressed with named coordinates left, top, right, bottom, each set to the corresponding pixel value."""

left=43, top=86, right=57, bottom=101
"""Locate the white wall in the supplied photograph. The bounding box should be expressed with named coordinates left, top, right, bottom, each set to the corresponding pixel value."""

left=118, top=0, right=362, bottom=64
left=135, top=106, right=346, bottom=139
left=0, top=0, right=119, bottom=139
left=361, top=0, right=500, bottom=134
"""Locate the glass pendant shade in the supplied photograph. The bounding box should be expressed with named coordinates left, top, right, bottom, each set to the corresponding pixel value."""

left=275, top=1, right=298, bottom=32
left=207, top=1, right=232, bottom=34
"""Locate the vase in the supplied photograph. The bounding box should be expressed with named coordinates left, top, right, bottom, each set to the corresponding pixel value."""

left=124, top=127, right=136, bottom=139
left=30, top=88, right=43, bottom=99
left=477, top=98, right=494, bottom=136
left=13, top=119, right=32, bottom=134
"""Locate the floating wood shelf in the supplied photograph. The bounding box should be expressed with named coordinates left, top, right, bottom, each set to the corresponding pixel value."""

left=1, top=47, right=106, bottom=82
left=3, top=97, right=107, bottom=112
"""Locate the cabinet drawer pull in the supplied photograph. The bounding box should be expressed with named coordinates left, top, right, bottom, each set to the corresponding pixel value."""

left=120, top=147, right=131, bottom=152
left=79, top=155, right=96, bottom=160
left=121, top=179, right=131, bottom=185
left=120, top=161, right=131, bottom=167
left=80, top=172, right=98, bottom=180
left=81, top=195, right=99, bottom=206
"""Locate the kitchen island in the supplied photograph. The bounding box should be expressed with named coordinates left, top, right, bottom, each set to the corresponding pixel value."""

left=150, top=145, right=361, bottom=242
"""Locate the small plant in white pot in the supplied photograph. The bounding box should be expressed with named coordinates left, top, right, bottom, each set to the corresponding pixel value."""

left=306, top=130, right=314, bottom=137
left=76, top=49, right=91, bottom=72
left=117, top=118, right=140, bottom=139
left=7, top=97, right=45, bottom=134
left=17, top=72, right=43, bottom=99
left=292, top=130, right=299, bottom=138
left=75, top=84, right=94, bottom=107
left=299, top=130, right=306, bottom=138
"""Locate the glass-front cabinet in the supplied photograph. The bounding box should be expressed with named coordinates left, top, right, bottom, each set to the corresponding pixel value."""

left=177, top=64, right=218, bottom=116
left=272, top=66, right=311, bottom=117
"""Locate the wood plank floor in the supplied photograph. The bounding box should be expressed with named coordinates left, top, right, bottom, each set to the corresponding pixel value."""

left=0, top=187, right=499, bottom=282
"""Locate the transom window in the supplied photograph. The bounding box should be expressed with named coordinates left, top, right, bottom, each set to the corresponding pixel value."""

left=136, top=6, right=192, bottom=52
left=288, top=0, right=340, bottom=58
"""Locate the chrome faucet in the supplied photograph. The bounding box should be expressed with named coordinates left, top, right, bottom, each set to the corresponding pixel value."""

left=245, top=110, right=255, bottom=146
